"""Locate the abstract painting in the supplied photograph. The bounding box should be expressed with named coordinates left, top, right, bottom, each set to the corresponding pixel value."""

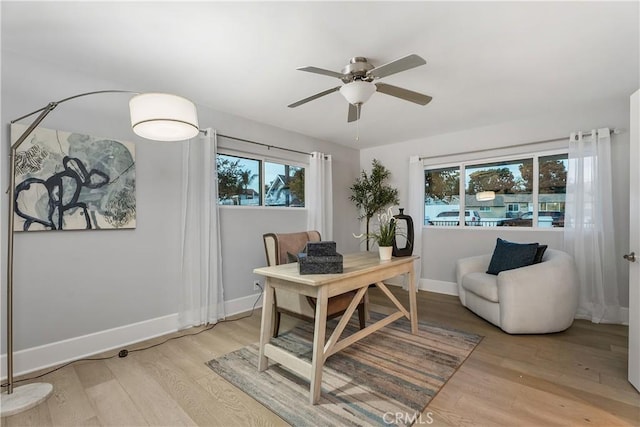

left=11, top=124, right=136, bottom=231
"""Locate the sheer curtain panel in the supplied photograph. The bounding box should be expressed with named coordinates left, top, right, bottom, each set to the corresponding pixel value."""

left=407, top=156, right=424, bottom=288
left=179, top=128, right=225, bottom=327
left=564, top=128, right=622, bottom=323
left=306, top=152, right=333, bottom=239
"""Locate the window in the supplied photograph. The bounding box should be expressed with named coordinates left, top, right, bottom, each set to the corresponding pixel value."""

left=265, top=161, right=305, bottom=207
left=537, top=154, right=567, bottom=227
left=424, top=166, right=460, bottom=225
left=423, top=152, right=568, bottom=228
left=216, top=153, right=305, bottom=207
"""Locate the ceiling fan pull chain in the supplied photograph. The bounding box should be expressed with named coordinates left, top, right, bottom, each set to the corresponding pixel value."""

left=356, top=104, right=360, bottom=141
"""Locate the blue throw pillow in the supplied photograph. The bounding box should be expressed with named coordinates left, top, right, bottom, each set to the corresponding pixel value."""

left=533, top=245, right=548, bottom=264
left=486, top=238, right=539, bottom=275
left=286, top=252, right=299, bottom=263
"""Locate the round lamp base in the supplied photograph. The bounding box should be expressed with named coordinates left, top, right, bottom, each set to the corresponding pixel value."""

left=1, top=383, right=53, bottom=417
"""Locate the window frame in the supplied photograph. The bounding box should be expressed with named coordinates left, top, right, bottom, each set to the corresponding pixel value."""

left=216, top=148, right=308, bottom=209
left=423, top=148, right=568, bottom=230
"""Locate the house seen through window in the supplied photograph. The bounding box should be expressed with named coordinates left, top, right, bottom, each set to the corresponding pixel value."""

left=216, top=153, right=304, bottom=207
left=424, top=152, right=568, bottom=228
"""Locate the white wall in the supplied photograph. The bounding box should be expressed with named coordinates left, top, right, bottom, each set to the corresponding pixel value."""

left=1, top=52, right=360, bottom=373
left=362, top=100, right=631, bottom=306
left=210, top=116, right=361, bottom=302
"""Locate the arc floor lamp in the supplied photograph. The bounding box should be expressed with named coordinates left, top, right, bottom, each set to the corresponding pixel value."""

left=1, top=90, right=199, bottom=416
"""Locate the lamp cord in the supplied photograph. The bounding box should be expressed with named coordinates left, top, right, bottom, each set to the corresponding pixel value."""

left=0, top=286, right=264, bottom=389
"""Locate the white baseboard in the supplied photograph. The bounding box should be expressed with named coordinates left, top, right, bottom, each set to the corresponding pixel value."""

left=2, top=290, right=625, bottom=380
left=382, top=276, right=458, bottom=296
left=224, top=292, right=263, bottom=317
left=0, top=313, right=180, bottom=381
left=0, top=293, right=265, bottom=380
left=419, top=278, right=459, bottom=296
left=382, top=277, right=458, bottom=296
left=621, top=307, right=630, bottom=325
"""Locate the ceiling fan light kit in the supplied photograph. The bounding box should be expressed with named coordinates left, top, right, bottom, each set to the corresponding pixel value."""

left=289, top=54, right=432, bottom=122
left=339, top=81, right=376, bottom=105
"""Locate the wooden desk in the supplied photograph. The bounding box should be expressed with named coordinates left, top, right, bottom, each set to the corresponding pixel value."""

left=253, top=252, right=419, bottom=405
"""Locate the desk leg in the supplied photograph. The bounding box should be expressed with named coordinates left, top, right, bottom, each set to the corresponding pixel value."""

left=258, top=279, right=274, bottom=371
left=408, top=264, right=418, bottom=334
left=310, top=286, right=328, bottom=404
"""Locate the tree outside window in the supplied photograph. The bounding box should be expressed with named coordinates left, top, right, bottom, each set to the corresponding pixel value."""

left=424, top=167, right=460, bottom=225
left=216, top=153, right=305, bottom=207
left=423, top=153, right=568, bottom=228
left=216, top=154, right=261, bottom=205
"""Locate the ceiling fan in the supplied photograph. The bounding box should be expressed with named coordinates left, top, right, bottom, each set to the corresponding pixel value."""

left=288, top=54, right=432, bottom=122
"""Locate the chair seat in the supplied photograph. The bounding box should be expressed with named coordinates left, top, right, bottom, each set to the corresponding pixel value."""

left=462, top=272, right=499, bottom=302
left=307, top=291, right=360, bottom=317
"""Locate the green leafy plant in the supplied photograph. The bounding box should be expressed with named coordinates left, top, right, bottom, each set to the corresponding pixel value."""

left=350, top=159, right=399, bottom=250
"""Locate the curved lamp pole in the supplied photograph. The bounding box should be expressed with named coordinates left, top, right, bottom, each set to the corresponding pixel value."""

left=1, top=90, right=199, bottom=416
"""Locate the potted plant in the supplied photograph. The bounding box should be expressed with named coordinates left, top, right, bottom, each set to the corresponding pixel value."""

left=350, top=159, right=399, bottom=251
left=354, top=208, right=406, bottom=260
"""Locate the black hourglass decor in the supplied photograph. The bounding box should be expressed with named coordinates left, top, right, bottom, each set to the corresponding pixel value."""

left=392, top=208, right=414, bottom=257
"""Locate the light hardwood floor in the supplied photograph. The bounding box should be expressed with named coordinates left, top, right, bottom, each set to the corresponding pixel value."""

left=3, top=288, right=639, bottom=426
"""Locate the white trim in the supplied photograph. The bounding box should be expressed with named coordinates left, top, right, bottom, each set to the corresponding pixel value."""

left=0, top=293, right=265, bottom=380
left=420, top=278, right=459, bottom=296
left=0, top=314, right=180, bottom=380
left=219, top=205, right=306, bottom=212
left=621, top=307, right=630, bottom=325
left=224, top=292, right=263, bottom=317
left=384, top=277, right=459, bottom=296
left=217, top=146, right=309, bottom=166
left=422, top=147, right=569, bottom=168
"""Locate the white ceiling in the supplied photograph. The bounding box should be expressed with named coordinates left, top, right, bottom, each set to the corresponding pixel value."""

left=2, top=1, right=638, bottom=149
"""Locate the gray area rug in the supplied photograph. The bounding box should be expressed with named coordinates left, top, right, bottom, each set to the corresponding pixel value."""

left=207, top=313, right=482, bottom=426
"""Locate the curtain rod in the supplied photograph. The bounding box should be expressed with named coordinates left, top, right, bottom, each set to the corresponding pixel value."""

left=216, top=133, right=312, bottom=157
left=419, top=127, right=618, bottom=161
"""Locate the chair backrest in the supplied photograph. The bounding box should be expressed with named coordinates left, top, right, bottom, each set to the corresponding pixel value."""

left=263, top=231, right=321, bottom=266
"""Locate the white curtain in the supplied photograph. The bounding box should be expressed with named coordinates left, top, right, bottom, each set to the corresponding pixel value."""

left=306, top=152, right=333, bottom=239
left=407, top=156, right=424, bottom=288
left=179, top=128, right=225, bottom=328
left=564, top=128, right=622, bottom=323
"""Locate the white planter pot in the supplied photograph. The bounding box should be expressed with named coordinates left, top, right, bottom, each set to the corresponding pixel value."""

left=378, top=246, right=393, bottom=261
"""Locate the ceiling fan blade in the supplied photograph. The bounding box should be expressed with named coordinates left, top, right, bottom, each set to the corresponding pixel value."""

left=347, top=103, right=361, bottom=122
left=288, top=86, right=341, bottom=108
left=367, top=54, right=426, bottom=79
left=375, top=83, right=432, bottom=105
left=296, top=66, right=345, bottom=79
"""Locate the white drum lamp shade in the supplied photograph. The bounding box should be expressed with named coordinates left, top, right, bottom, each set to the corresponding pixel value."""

left=130, top=93, right=199, bottom=141
left=339, top=81, right=376, bottom=105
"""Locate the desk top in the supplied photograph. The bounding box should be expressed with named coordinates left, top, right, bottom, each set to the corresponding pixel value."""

left=253, top=252, right=418, bottom=287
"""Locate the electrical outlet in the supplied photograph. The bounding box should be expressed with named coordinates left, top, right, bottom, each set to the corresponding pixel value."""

left=253, top=280, right=261, bottom=291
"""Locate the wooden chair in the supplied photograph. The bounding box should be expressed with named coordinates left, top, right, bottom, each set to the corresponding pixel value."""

left=262, top=231, right=367, bottom=337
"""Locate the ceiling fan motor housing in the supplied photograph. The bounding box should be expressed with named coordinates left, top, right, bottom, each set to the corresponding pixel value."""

left=341, top=57, right=374, bottom=82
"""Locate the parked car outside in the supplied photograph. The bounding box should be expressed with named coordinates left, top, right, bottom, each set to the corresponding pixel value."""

left=429, top=210, right=481, bottom=226
left=498, top=211, right=564, bottom=227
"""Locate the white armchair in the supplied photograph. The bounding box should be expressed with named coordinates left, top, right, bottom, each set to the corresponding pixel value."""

left=456, top=249, right=579, bottom=334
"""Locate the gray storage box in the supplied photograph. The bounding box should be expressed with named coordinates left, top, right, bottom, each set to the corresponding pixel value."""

left=298, top=241, right=343, bottom=274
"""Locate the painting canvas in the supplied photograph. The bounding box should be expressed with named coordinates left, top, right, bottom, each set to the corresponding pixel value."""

left=11, top=124, right=136, bottom=231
